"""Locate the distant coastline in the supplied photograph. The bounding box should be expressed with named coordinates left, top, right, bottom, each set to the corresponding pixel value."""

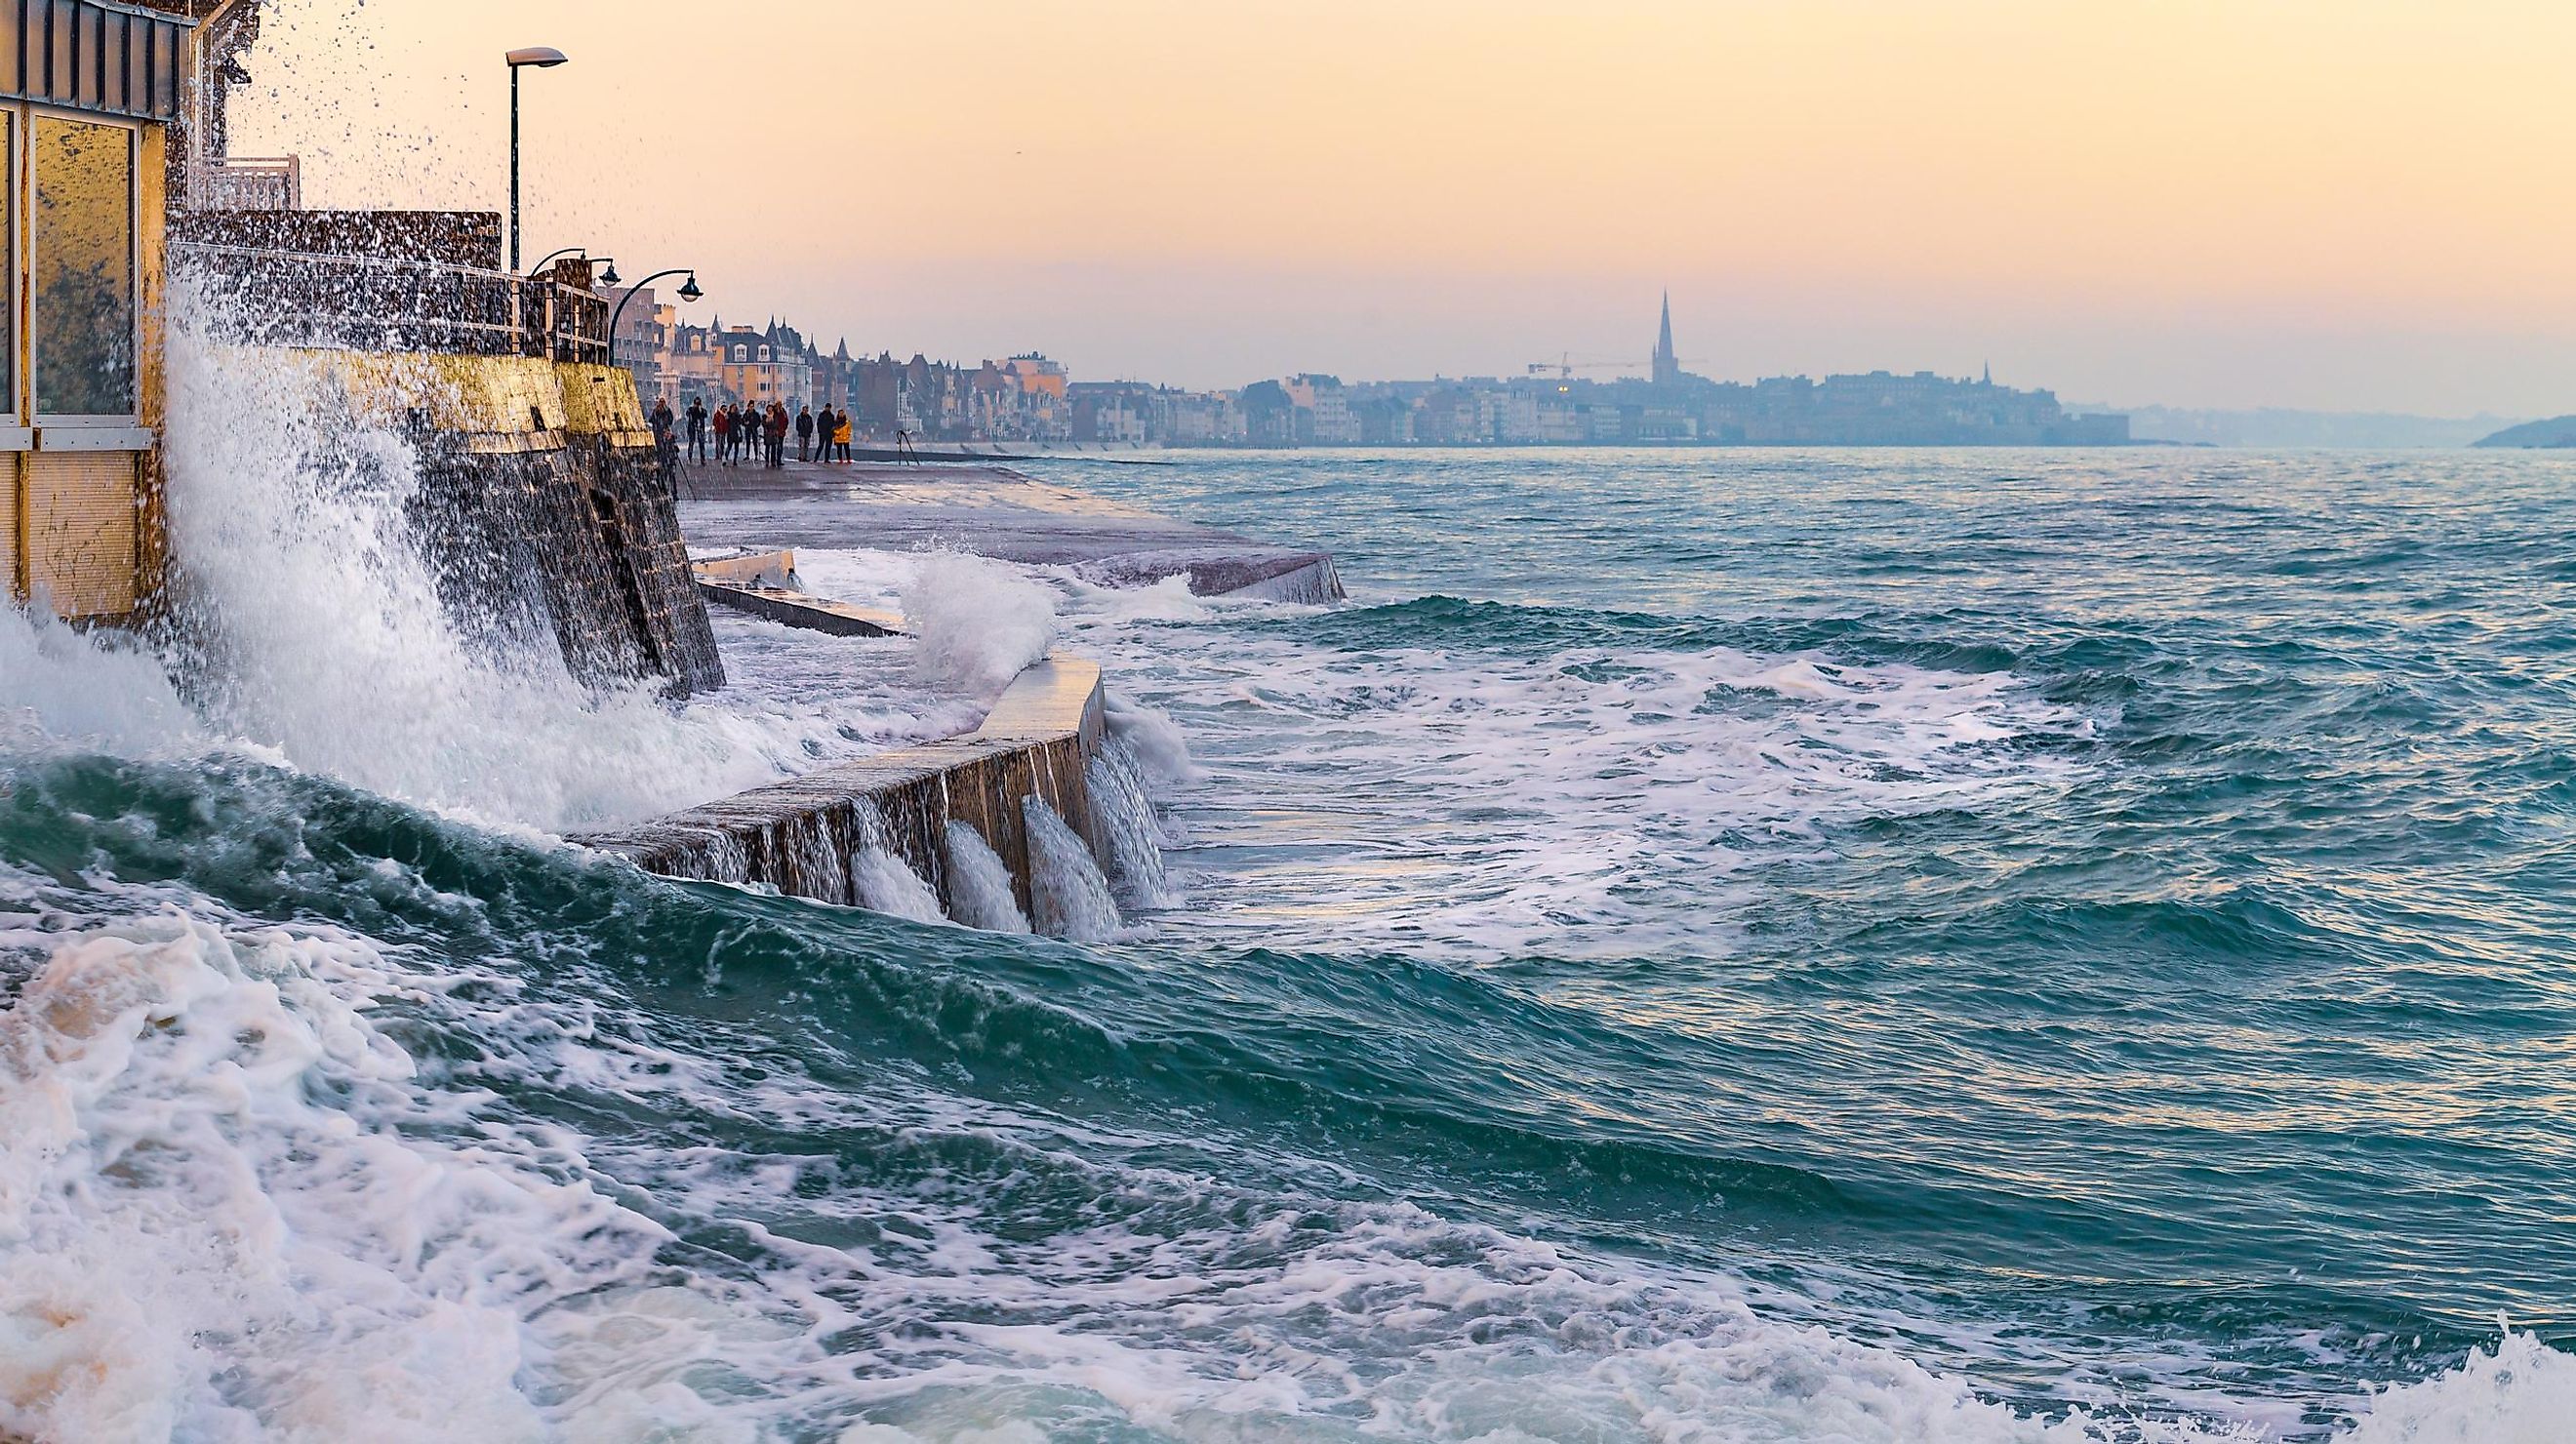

left=2471, top=415, right=2576, bottom=449
left=634, top=297, right=2130, bottom=450
left=2099, top=405, right=2536, bottom=449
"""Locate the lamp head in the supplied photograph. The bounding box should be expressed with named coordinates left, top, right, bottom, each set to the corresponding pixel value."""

left=506, top=47, right=569, bottom=68
left=678, top=275, right=704, bottom=303
left=599, top=261, right=622, bottom=287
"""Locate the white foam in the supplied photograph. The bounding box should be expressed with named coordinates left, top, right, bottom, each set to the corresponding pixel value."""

left=2343, top=1330, right=2576, bottom=1444
left=0, top=899, right=653, bottom=1442
left=902, top=551, right=1059, bottom=697
left=943, top=822, right=1032, bottom=934
left=8, top=314, right=979, bottom=834
left=786, top=543, right=2094, bottom=960
left=0, top=607, right=200, bottom=760
left=1104, top=688, right=1200, bottom=785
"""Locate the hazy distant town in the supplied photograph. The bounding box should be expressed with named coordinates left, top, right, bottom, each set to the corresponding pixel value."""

left=611, top=293, right=2136, bottom=449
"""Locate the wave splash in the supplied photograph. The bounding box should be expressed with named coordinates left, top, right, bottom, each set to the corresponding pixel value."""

left=6, top=310, right=963, bottom=835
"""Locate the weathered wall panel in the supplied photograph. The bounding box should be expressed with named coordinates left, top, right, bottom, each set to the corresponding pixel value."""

left=24, top=451, right=138, bottom=617
left=1, top=458, right=19, bottom=601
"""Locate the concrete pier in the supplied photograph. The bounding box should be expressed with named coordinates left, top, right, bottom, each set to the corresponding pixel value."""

left=676, top=458, right=1344, bottom=603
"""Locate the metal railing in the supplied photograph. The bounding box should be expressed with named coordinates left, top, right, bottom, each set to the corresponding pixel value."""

left=191, top=157, right=304, bottom=212
left=171, top=241, right=611, bottom=363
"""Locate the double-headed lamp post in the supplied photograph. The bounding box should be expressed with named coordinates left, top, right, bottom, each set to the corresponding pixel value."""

left=505, top=46, right=569, bottom=273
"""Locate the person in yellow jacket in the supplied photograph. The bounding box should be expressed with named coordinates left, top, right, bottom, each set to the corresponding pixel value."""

left=832, top=410, right=854, bottom=463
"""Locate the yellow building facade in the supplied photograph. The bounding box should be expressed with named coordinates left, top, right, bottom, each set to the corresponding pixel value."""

left=0, top=1, right=195, bottom=623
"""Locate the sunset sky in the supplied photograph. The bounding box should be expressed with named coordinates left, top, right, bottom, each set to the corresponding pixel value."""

left=227, top=0, right=2576, bottom=416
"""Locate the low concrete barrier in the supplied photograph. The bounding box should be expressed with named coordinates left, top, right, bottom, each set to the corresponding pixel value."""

left=691, top=547, right=798, bottom=588
left=700, top=582, right=907, bottom=638
left=692, top=548, right=908, bottom=636
left=573, top=654, right=1106, bottom=919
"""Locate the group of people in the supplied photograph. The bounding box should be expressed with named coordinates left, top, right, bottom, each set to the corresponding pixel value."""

left=672, top=399, right=857, bottom=468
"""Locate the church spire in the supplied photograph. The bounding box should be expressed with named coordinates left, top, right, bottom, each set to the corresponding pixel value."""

left=1653, top=291, right=1680, bottom=387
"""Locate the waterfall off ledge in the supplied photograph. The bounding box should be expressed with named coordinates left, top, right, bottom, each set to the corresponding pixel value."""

left=572, top=651, right=1111, bottom=924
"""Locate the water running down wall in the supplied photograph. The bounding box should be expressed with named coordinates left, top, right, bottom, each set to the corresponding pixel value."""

left=574, top=654, right=1143, bottom=934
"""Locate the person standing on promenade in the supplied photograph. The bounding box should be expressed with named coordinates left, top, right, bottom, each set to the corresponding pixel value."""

left=651, top=401, right=679, bottom=488
left=767, top=402, right=789, bottom=467
left=686, top=398, right=708, bottom=463
left=833, top=407, right=854, bottom=463
left=649, top=398, right=676, bottom=485
left=712, top=405, right=733, bottom=465
left=796, top=404, right=815, bottom=462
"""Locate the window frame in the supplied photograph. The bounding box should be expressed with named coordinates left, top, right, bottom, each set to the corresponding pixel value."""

left=24, top=102, right=141, bottom=428
left=0, top=108, right=16, bottom=430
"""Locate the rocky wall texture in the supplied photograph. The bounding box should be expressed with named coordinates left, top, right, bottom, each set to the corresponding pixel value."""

left=284, top=349, right=723, bottom=697
left=408, top=433, right=721, bottom=696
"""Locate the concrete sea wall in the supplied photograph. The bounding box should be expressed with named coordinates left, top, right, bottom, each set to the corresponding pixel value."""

left=574, top=655, right=1107, bottom=919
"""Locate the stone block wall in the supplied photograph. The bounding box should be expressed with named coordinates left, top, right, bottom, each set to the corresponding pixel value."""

left=171, top=210, right=505, bottom=269
left=277, top=348, right=722, bottom=696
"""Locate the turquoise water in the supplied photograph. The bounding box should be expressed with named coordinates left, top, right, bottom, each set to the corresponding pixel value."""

left=5, top=447, right=2574, bottom=1439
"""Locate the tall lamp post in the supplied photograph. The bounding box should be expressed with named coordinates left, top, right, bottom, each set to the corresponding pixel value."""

left=505, top=46, right=570, bottom=273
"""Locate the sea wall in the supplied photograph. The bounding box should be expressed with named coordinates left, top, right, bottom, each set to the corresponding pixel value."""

left=575, top=655, right=1107, bottom=919
left=276, top=348, right=722, bottom=696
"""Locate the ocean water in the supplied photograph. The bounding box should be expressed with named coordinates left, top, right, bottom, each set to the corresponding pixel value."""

left=6, top=438, right=2576, bottom=1442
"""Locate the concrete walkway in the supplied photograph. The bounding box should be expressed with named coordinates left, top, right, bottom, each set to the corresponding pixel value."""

left=674, top=457, right=1342, bottom=601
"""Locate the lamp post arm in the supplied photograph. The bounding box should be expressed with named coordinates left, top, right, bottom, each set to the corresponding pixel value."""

left=606, top=269, right=702, bottom=367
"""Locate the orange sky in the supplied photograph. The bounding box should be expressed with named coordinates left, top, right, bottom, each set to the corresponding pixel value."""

left=225, top=0, right=2576, bottom=414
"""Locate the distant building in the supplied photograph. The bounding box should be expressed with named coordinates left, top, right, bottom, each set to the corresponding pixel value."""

left=716, top=324, right=813, bottom=410
left=663, top=323, right=723, bottom=408
left=602, top=285, right=665, bottom=403
left=1284, top=374, right=1359, bottom=444
left=1157, top=388, right=1247, bottom=445
left=1070, top=381, right=1154, bottom=444
left=1652, top=291, right=1684, bottom=388
left=1355, top=395, right=1416, bottom=445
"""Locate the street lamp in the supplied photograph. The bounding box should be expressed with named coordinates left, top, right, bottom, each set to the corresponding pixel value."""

left=505, top=46, right=569, bottom=272
left=607, top=268, right=704, bottom=368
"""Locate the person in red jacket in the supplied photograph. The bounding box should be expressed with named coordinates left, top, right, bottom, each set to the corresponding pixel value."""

left=712, top=405, right=733, bottom=466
